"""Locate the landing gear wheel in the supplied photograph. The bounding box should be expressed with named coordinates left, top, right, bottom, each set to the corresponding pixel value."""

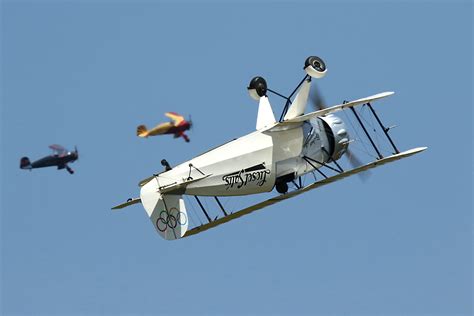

left=247, top=76, right=268, bottom=100
left=304, top=56, right=327, bottom=78
left=276, top=182, right=288, bottom=194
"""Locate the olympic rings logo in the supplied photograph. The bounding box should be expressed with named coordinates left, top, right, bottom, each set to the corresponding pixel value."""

left=156, top=207, right=187, bottom=232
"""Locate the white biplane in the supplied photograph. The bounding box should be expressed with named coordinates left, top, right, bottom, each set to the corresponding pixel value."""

left=113, top=56, right=426, bottom=240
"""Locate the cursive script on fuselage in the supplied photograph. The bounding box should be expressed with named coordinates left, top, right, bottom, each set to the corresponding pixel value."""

left=222, top=168, right=271, bottom=190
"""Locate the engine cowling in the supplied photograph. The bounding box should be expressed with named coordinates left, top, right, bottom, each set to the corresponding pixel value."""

left=300, top=115, right=349, bottom=163
left=319, top=115, right=349, bottom=161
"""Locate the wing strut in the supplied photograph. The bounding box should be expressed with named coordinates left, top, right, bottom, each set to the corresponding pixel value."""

left=194, top=196, right=212, bottom=223
left=214, top=197, right=229, bottom=216
left=366, top=102, right=400, bottom=154
left=349, top=105, right=383, bottom=159
left=302, top=156, right=328, bottom=179
left=303, top=156, right=342, bottom=174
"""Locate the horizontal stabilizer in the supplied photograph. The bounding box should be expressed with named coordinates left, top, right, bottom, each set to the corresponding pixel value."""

left=112, top=198, right=141, bottom=210
left=159, top=174, right=212, bottom=194
left=139, top=175, right=155, bottom=187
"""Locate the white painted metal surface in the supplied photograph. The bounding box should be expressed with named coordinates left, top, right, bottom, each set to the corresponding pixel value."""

left=140, top=182, right=188, bottom=240
left=277, top=92, right=395, bottom=126
left=284, top=79, right=311, bottom=120
left=256, top=96, right=276, bottom=130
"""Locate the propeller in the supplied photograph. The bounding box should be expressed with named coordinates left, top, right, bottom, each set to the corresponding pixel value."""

left=345, top=145, right=370, bottom=181
left=188, top=115, right=193, bottom=131
left=74, top=145, right=79, bottom=161
left=308, top=85, right=370, bottom=181
left=309, top=83, right=326, bottom=111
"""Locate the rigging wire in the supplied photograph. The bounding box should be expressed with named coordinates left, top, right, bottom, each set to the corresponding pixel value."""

left=185, top=195, right=203, bottom=226
left=342, top=109, right=378, bottom=160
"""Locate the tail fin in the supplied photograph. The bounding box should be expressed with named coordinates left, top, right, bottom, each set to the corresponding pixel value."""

left=140, top=180, right=189, bottom=240
left=137, top=125, right=148, bottom=137
left=20, top=157, right=32, bottom=169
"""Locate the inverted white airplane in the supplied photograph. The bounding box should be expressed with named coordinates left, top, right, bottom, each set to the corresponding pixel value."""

left=113, top=56, right=426, bottom=240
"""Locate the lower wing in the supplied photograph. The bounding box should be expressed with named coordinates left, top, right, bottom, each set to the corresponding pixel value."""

left=183, top=147, right=426, bottom=238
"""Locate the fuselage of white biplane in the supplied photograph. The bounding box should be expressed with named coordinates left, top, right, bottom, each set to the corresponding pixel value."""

left=140, top=114, right=347, bottom=199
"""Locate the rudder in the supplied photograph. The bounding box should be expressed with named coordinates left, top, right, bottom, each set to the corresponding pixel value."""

left=137, top=125, right=148, bottom=137
left=140, top=179, right=188, bottom=240
left=20, top=157, right=32, bottom=169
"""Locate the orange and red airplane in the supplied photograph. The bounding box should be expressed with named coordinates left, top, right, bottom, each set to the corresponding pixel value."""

left=137, top=112, right=192, bottom=142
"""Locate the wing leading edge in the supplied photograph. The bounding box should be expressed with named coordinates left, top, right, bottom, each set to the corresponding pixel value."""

left=165, top=112, right=185, bottom=125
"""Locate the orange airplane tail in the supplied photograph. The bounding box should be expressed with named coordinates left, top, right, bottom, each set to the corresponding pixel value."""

left=137, top=125, right=148, bottom=137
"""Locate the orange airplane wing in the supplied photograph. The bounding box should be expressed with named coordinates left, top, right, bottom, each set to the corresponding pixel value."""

left=165, top=112, right=184, bottom=125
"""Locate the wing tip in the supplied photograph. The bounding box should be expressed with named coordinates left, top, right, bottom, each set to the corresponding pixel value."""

left=111, top=198, right=141, bottom=210
left=402, top=146, right=428, bottom=156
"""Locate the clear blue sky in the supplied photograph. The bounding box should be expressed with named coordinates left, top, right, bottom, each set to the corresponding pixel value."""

left=1, top=1, right=472, bottom=315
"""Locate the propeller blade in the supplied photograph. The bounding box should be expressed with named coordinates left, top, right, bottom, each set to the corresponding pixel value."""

left=346, top=148, right=371, bottom=181
left=188, top=115, right=193, bottom=131
left=309, top=83, right=327, bottom=111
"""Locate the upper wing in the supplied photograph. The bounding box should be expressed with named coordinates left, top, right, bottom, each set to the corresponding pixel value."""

left=265, top=91, right=394, bottom=131
left=49, top=144, right=66, bottom=155
left=183, top=147, right=426, bottom=238
left=285, top=91, right=393, bottom=124
left=165, top=112, right=185, bottom=125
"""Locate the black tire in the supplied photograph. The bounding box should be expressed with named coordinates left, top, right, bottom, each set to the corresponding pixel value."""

left=247, top=76, right=267, bottom=97
left=305, top=56, right=326, bottom=72
left=276, top=182, right=289, bottom=194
